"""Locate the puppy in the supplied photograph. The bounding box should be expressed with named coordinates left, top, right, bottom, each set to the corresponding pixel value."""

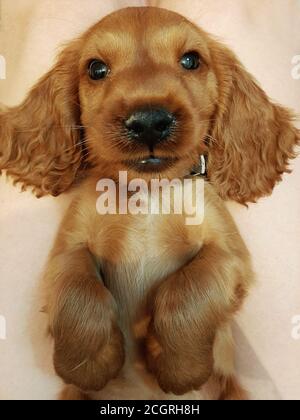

left=0, top=7, right=299, bottom=400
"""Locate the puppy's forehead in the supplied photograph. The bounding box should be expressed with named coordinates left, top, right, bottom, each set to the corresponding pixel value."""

left=82, top=7, right=210, bottom=61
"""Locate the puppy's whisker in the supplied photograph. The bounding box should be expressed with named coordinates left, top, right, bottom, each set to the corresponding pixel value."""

left=198, top=118, right=218, bottom=124
left=69, top=359, right=88, bottom=373
left=14, top=125, right=90, bottom=134
left=205, top=134, right=222, bottom=147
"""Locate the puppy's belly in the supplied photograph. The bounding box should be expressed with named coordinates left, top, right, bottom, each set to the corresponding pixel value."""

left=90, top=213, right=217, bottom=400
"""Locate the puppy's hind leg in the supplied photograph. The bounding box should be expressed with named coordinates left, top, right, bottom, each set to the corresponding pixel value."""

left=213, top=324, right=248, bottom=401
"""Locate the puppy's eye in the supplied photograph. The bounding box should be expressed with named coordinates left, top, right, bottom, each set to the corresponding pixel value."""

left=180, top=52, right=201, bottom=70
left=88, top=60, right=110, bottom=80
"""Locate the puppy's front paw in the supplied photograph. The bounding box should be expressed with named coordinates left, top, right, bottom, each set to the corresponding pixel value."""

left=146, top=323, right=214, bottom=395
left=51, top=288, right=125, bottom=392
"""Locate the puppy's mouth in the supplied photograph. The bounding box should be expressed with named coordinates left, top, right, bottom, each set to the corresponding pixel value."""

left=123, top=156, right=178, bottom=173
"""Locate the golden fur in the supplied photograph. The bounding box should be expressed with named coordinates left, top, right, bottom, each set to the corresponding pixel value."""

left=0, top=7, right=299, bottom=400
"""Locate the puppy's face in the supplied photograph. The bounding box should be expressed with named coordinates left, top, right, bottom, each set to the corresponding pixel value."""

left=79, top=8, right=217, bottom=180
left=0, top=7, right=298, bottom=202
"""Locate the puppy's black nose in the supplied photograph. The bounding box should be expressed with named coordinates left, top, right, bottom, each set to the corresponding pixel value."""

left=125, top=108, right=176, bottom=147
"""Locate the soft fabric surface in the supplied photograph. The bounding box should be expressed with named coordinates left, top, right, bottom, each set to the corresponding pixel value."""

left=0, top=0, right=299, bottom=400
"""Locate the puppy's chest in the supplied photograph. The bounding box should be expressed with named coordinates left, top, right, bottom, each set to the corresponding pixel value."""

left=91, top=209, right=203, bottom=321
left=87, top=191, right=205, bottom=400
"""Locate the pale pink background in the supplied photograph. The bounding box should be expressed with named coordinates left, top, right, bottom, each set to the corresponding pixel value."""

left=0, top=0, right=299, bottom=400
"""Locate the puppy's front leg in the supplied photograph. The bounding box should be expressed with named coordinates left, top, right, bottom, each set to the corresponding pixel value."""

left=45, top=246, right=125, bottom=392
left=146, top=242, right=250, bottom=396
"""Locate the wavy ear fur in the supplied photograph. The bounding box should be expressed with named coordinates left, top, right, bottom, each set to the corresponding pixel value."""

left=208, top=41, right=299, bottom=204
left=0, top=41, right=83, bottom=197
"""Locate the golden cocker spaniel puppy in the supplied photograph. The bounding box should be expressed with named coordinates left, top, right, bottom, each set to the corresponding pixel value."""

left=0, top=7, right=299, bottom=400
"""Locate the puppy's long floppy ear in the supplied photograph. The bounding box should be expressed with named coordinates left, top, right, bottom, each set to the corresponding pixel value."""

left=208, top=42, right=299, bottom=204
left=0, top=40, right=82, bottom=197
